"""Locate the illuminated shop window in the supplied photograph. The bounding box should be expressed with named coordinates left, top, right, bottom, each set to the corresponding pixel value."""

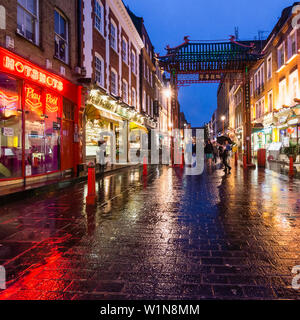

left=0, top=74, right=22, bottom=179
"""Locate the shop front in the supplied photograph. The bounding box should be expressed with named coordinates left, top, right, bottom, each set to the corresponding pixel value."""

left=0, top=47, right=81, bottom=185
left=85, top=103, right=125, bottom=165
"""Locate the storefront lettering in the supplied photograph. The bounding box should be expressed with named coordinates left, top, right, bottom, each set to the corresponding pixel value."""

left=46, top=93, right=59, bottom=113
left=25, top=87, right=42, bottom=110
left=3, top=56, right=63, bottom=92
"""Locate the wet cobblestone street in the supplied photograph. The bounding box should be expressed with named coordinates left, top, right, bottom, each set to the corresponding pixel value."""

left=0, top=161, right=300, bottom=300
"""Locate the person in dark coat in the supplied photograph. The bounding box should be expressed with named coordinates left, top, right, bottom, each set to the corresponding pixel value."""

left=222, top=140, right=232, bottom=173
left=204, top=140, right=214, bottom=166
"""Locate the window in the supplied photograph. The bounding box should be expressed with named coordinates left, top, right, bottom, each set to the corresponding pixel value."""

left=267, top=54, right=272, bottom=80
left=95, top=53, right=104, bottom=88
left=94, top=0, right=104, bottom=35
left=143, top=60, right=146, bottom=78
left=132, top=87, right=136, bottom=107
left=110, top=20, right=117, bottom=51
left=122, top=38, right=128, bottom=63
left=278, top=78, right=287, bottom=108
left=289, top=69, right=299, bottom=105
left=147, top=95, right=150, bottom=114
left=254, top=63, right=264, bottom=91
left=0, top=74, right=22, bottom=179
left=111, top=69, right=118, bottom=95
left=268, top=91, right=273, bottom=113
left=277, top=43, right=285, bottom=69
left=122, top=79, right=128, bottom=103
left=250, top=79, right=253, bottom=97
left=17, top=0, right=39, bottom=44
left=288, top=31, right=297, bottom=60
left=143, top=91, right=146, bottom=111
left=54, top=10, right=69, bottom=63
left=131, top=50, right=136, bottom=74
left=147, top=66, right=149, bottom=82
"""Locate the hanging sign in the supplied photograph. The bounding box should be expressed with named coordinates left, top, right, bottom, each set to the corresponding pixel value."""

left=3, top=127, right=14, bottom=136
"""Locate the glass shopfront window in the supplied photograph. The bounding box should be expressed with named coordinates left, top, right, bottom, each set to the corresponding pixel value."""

left=0, top=74, right=22, bottom=179
left=24, top=83, right=61, bottom=176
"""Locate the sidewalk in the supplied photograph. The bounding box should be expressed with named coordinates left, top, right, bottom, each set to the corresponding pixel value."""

left=0, top=163, right=140, bottom=204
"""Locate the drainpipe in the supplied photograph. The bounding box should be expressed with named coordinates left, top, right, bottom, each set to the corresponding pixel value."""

left=77, top=0, right=82, bottom=68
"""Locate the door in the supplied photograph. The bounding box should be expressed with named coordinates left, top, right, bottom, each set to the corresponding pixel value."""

left=61, top=99, right=74, bottom=171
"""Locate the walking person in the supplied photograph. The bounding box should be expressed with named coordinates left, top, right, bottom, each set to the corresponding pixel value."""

left=212, top=141, right=218, bottom=164
left=222, top=140, right=232, bottom=174
left=204, top=140, right=214, bottom=167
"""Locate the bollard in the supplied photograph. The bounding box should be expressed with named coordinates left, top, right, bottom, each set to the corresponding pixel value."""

left=86, top=161, right=96, bottom=205
left=235, top=152, right=238, bottom=166
left=243, top=154, right=247, bottom=169
left=289, top=156, right=294, bottom=177
left=143, top=156, right=148, bottom=176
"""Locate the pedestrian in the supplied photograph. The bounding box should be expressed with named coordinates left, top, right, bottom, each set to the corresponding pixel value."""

left=222, top=140, right=232, bottom=174
left=204, top=140, right=214, bottom=166
left=212, top=141, right=218, bottom=163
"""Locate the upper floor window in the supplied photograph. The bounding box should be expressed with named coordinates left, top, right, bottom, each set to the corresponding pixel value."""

left=143, top=90, right=146, bottom=111
left=289, top=69, right=299, bottom=104
left=268, top=90, right=273, bottom=113
left=17, top=0, right=39, bottom=44
left=122, top=38, right=128, bottom=64
left=111, top=68, right=118, bottom=96
left=110, top=20, right=117, bottom=52
left=95, top=53, right=104, bottom=88
left=267, top=54, right=272, bottom=80
left=94, top=0, right=104, bottom=35
left=277, top=43, right=285, bottom=69
left=131, top=50, right=136, bottom=74
left=254, top=63, right=264, bottom=90
left=122, top=79, right=128, bottom=103
left=288, top=31, right=297, bottom=60
left=278, top=78, right=287, bottom=108
left=132, top=87, right=136, bottom=107
left=54, top=10, right=69, bottom=64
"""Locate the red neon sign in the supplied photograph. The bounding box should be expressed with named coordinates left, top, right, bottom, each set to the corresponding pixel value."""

left=25, top=86, right=42, bottom=111
left=3, top=56, right=63, bottom=92
left=46, top=93, right=59, bottom=113
left=0, top=90, right=18, bottom=110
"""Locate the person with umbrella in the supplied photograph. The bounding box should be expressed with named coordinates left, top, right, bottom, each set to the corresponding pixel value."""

left=221, top=139, right=232, bottom=174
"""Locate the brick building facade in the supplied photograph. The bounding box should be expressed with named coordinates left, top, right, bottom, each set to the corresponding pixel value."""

left=0, top=0, right=84, bottom=186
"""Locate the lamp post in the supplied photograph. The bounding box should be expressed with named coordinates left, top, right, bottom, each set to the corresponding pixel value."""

left=221, top=115, right=226, bottom=135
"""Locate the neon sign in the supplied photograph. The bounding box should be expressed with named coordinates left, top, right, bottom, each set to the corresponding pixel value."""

left=25, top=86, right=42, bottom=110
left=0, top=90, right=18, bottom=111
left=46, top=93, right=59, bottom=113
left=3, top=56, right=63, bottom=92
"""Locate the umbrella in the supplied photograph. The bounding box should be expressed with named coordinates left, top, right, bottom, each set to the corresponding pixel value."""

left=217, top=136, right=233, bottom=145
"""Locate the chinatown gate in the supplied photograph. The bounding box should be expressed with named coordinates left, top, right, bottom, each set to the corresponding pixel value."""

left=159, top=36, right=263, bottom=166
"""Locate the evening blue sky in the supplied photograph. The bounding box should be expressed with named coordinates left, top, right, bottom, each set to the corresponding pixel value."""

left=124, top=0, right=295, bottom=127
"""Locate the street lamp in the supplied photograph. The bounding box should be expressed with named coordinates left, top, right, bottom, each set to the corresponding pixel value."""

left=221, top=115, right=226, bottom=135
left=163, top=88, right=172, bottom=98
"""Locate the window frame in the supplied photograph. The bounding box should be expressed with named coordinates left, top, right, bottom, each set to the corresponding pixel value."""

left=94, top=0, right=104, bottom=36
left=268, top=90, right=273, bottom=113
left=267, top=53, right=272, bottom=80
left=110, top=19, right=118, bottom=52
left=278, top=78, right=287, bottom=108
left=131, top=87, right=136, bottom=107
left=131, top=50, right=136, bottom=74
left=110, top=68, right=118, bottom=96
left=95, top=52, right=105, bottom=88
left=277, top=42, right=285, bottom=69
left=17, top=0, right=39, bottom=45
left=287, top=30, right=297, bottom=60
left=122, top=79, right=128, bottom=103
left=54, top=9, right=69, bottom=64
left=121, top=37, right=128, bottom=64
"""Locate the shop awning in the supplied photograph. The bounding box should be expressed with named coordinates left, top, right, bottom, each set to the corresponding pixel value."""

left=86, top=104, right=124, bottom=124
left=129, top=121, right=148, bottom=133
